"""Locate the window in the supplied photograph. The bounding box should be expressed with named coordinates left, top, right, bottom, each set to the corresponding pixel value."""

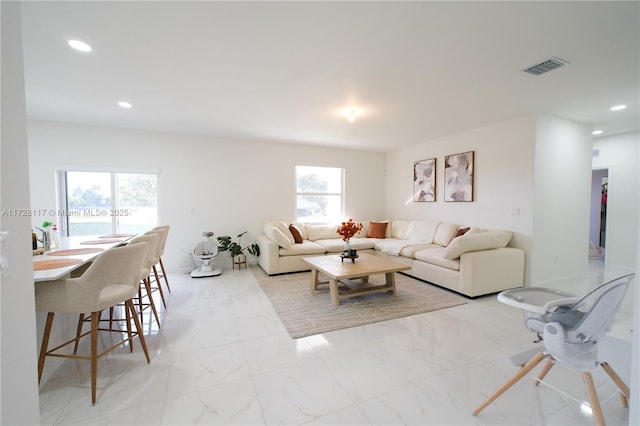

left=295, top=166, right=344, bottom=223
left=57, top=170, right=158, bottom=236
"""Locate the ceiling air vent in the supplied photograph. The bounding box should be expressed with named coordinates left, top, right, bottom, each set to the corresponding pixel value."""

left=521, top=57, right=569, bottom=76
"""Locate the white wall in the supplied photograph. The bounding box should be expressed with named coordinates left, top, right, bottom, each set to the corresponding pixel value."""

left=27, top=120, right=387, bottom=270
left=27, top=120, right=387, bottom=382
left=592, top=131, right=640, bottom=269
left=384, top=113, right=594, bottom=285
left=385, top=115, right=537, bottom=281
left=1, top=2, right=41, bottom=424
left=530, top=115, right=593, bottom=284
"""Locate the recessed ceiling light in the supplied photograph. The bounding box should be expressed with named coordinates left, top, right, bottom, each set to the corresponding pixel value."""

left=592, top=130, right=603, bottom=135
left=610, top=104, right=627, bottom=111
left=67, top=39, right=92, bottom=52
left=117, top=101, right=133, bottom=109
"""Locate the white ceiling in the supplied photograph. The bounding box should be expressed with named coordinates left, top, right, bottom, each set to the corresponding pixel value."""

left=20, top=1, right=639, bottom=152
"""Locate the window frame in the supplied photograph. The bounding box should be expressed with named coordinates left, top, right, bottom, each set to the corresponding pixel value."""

left=56, top=169, right=160, bottom=237
left=295, top=165, right=345, bottom=224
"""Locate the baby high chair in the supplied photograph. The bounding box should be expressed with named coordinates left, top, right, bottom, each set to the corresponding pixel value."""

left=473, top=273, right=634, bottom=426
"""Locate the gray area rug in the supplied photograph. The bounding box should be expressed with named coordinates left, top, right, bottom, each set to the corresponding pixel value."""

left=250, top=266, right=467, bottom=338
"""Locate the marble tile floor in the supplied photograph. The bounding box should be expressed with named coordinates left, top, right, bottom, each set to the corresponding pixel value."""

left=38, top=260, right=635, bottom=425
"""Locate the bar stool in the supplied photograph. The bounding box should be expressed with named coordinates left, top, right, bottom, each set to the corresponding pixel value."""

left=97, top=233, right=161, bottom=333
left=144, top=226, right=170, bottom=309
left=36, top=242, right=150, bottom=405
left=130, top=233, right=161, bottom=328
left=152, top=225, right=171, bottom=293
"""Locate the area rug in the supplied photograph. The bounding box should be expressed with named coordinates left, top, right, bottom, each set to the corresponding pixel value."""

left=250, top=266, right=467, bottom=338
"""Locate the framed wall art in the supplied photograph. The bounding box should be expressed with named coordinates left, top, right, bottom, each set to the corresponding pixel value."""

left=444, top=151, right=474, bottom=202
left=413, top=158, right=436, bottom=202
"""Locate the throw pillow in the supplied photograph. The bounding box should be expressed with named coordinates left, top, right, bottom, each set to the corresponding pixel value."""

left=443, top=230, right=512, bottom=260
left=289, top=224, right=304, bottom=244
left=263, top=224, right=292, bottom=249
left=277, top=221, right=296, bottom=245
left=367, top=221, right=388, bottom=239
left=432, top=222, right=459, bottom=246
left=448, top=227, right=470, bottom=245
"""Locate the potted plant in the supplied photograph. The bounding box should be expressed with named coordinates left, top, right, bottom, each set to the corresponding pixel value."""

left=217, top=231, right=260, bottom=269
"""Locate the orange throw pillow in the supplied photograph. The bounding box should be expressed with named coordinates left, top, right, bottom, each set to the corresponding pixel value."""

left=367, top=221, right=388, bottom=239
left=289, top=224, right=304, bottom=244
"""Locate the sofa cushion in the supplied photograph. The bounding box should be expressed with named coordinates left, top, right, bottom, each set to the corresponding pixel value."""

left=432, top=222, right=459, bottom=246
left=263, top=224, right=292, bottom=249
left=289, top=224, right=304, bottom=244
left=390, top=220, right=410, bottom=239
left=414, top=247, right=461, bottom=271
left=404, top=220, right=438, bottom=242
left=315, top=237, right=376, bottom=253
left=398, top=244, right=436, bottom=258
left=375, top=239, right=432, bottom=256
left=367, top=221, right=388, bottom=238
left=265, top=221, right=296, bottom=245
left=305, top=224, right=339, bottom=241
left=443, top=230, right=512, bottom=260
left=278, top=240, right=326, bottom=256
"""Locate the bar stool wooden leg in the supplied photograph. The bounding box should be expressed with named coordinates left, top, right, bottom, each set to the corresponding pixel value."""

left=473, top=351, right=547, bottom=416
left=90, top=312, right=99, bottom=405
left=137, top=286, right=144, bottom=324
left=159, top=257, right=171, bottom=293
left=38, top=312, right=54, bottom=383
left=126, top=299, right=150, bottom=362
left=73, top=313, right=85, bottom=354
left=583, top=371, right=605, bottom=426
left=143, top=277, right=161, bottom=328
left=152, top=265, right=167, bottom=309
left=123, top=304, right=134, bottom=353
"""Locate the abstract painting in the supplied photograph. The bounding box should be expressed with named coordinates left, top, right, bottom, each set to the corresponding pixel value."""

left=444, top=151, right=474, bottom=202
left=413, top=158, right=436, bottom=202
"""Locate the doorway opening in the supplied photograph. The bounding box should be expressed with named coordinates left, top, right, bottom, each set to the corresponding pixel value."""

left=589, top=168, right=608, bottom=263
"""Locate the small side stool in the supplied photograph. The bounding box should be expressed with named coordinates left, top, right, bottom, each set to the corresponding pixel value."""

left=232, top=254, right=247, bottom=270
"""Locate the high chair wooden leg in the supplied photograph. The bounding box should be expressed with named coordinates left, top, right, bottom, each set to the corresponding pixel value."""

left=600, top=362, right=630, bottom=407
left=473, top=351, right=547, bottom=416
left=583, top=371, right=605, bottom=426
left=535, top=359, right=555, bottom=386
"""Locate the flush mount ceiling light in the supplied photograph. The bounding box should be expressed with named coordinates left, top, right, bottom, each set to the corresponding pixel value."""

left=117, top=101, right=133, bottom=109
left=345, top=108, right=360, bottom=123
left=67, top=39, right=92, bottom=52
left=610, top=104, right=627, bottom=111
left=592, top=130, right=603, bottom=135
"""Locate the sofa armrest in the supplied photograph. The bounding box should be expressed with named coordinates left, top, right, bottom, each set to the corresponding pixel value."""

left=256, top=234, right=280, bottom=275
left=459, top=247, right=525, bottom=297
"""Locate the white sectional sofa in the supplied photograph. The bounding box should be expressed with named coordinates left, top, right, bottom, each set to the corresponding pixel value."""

left=256, top=220, right=525, bottom=297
